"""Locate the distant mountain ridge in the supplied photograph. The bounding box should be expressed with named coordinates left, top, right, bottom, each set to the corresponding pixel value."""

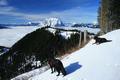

left=0, top=18, right=100, bottom=28
left=72, top=23, right=99, bottom=28
left=0, top=23, right=39, bottom=27
left=0, top=24, right=9, bottom=29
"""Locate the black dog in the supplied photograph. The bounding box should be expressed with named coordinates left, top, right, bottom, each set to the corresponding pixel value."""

left=93, top=36, right=112, bottom=44
left=48, top=58, right=66, bottom=76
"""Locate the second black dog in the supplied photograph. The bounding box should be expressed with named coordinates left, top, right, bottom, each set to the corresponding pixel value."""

left=93, top=36, right=112, bottom=44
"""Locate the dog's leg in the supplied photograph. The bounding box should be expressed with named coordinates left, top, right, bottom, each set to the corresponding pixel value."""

left=56, top=69, right=60, bottom=76
left=51, top=66, right=54, bottom=73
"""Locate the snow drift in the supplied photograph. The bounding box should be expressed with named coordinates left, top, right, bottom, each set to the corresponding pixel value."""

left=28, top=29, right=120, bottom=80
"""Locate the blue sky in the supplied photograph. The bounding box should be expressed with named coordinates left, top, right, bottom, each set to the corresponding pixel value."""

left=0, top=0, right=99, bottom=24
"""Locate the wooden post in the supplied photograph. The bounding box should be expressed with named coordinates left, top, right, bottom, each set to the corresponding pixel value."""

left=79, top=31, right=82, bottom=47
left=84, top=30, right=88, bottom=44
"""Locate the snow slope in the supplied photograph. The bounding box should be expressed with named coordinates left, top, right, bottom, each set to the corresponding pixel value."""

left=29, top=29, right=120, bottom=80
left=11, top=66, right=49, bottom=80
left=0, top=26, right=39, bottom=47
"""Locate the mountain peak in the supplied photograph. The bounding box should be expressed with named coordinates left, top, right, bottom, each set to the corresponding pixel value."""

left=40, top=18, right=65, bottom=27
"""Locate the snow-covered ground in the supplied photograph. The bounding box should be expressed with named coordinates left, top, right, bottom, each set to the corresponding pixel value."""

left=0, top=26, right=39, bottom=47
left=11, top=66, right=49, bottom=80
left=26, top=29, right=120, bottom=80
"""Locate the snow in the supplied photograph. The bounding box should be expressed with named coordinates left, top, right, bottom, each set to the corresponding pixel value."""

left=11, top=66, right=49, bottom=80
left=46, top=27, right=79, bottom=39
left=0, top=26, right=39, bottom=47
left=46, top=28, right=56, bottom=34
left=39, top=18, right=64, bottom=27
left=60, top=31, right=77, bottom=39
left=28, top=29, right=120, bottom=80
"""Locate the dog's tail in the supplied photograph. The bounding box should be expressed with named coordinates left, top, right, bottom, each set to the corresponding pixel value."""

left=106, top=40, right=112, bottom=42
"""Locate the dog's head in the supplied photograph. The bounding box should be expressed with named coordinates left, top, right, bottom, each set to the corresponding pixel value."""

left=94, top=36, right=98, bottom=39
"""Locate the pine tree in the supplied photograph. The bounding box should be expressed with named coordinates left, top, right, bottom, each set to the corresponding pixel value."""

left=99, top=0, right=120, bottom=33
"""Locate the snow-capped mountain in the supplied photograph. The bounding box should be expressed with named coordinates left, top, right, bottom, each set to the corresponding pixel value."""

left=39, top=18, right=65, bottom=27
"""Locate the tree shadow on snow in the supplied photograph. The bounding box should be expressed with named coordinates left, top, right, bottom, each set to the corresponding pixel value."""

left=65, top=62, right=82, bottom=75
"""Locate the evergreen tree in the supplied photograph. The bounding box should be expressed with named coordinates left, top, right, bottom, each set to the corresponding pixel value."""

left=99, top=0, right=120, bottom=33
